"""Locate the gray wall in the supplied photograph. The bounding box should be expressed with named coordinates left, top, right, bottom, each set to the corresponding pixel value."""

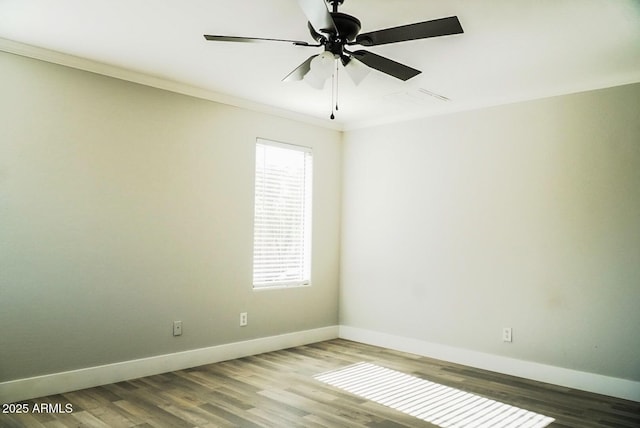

left=3, top=47, right=639, bottom=388
left=0, top=51, right=342, bottom=381
left=341, top=83, right=640, bottom=381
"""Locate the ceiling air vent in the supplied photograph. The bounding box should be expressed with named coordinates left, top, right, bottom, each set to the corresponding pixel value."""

left=385, top=88, right=450, bottom=107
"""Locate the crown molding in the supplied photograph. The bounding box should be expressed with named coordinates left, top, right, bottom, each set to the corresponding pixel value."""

left=0, top=37, right=343, bottom=131
left=344, top=72, right=640, bottom=131
left=3, top=36, right=638, bottom=134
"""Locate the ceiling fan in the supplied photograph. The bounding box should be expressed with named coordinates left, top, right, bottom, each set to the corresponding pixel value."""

left=204, top=0, right=463, bottom=117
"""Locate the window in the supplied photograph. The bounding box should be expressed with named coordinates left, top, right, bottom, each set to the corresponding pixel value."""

left=252, top=139, right=313, bottom=288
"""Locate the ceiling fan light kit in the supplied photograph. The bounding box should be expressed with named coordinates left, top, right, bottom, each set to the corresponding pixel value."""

left=204, top=0, right=463, bottom=119
left=305, top=51, right=336, bottom=89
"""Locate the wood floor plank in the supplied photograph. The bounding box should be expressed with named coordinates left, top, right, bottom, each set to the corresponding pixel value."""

left=3, top=339, right=639, bottom=427
left=41, top=421, right=69, bottom=428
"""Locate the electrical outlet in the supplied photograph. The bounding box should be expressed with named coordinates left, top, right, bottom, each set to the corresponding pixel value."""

left=240, top=312, right=248, bottom=327
left=173, top=320, right=182, bottom=336
left=503, top=327, right=512, bottom=343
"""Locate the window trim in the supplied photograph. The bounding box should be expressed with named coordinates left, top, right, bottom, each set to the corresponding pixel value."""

left=252, top=138, right=313, bottom=290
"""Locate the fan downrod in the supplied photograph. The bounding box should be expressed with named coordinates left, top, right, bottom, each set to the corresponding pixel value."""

left=328, top=0, right=345, bottom=13
left=308, top=0, right=361, bottom=53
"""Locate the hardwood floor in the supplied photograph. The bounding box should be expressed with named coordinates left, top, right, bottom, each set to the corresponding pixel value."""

left=3, top=339, right=639, bottom=427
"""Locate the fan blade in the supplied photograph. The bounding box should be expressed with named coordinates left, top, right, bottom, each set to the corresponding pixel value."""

left=204, top=35, right=311, bottom=46
left=297, top=0, right=337, bottom=34
left=350, top=50, right=421, bottom=81
left=282, top=55, right=318, bottom=82
left=354, top=16, right=463, bottom=46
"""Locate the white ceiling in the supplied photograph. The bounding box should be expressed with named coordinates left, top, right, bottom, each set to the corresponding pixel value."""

left=1, top=0, right=639, bottom=129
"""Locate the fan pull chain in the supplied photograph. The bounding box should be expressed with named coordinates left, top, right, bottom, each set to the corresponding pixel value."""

left=335, top=59, right=339, bottom=112
left=330, top=59, right=339, bottom=120
left=330, top=70, right=335, bottom=120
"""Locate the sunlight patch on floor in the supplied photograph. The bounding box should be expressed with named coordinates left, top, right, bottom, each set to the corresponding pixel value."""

left=314, top=362, right=555, bottom=428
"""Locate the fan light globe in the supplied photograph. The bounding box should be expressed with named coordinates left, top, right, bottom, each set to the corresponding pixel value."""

left=310, top=51, right=335, bottom=73
left=304, top=51, right=336, bottom=90
left=304, top=72, right=328, bottom=90
left=344, top=57, right=370, bottom=85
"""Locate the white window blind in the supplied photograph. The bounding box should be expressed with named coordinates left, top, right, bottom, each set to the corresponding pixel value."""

left=253, top=139, right=313, bottom=288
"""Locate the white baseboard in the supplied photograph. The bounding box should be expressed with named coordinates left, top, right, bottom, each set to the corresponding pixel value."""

left=4, top=325, right=637, bottom=405
left=339, top=326, right=640, bottom=402
left=0, top=326, right=339, bottom=404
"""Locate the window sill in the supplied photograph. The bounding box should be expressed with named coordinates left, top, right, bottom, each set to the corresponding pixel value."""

left=253, top=283, right=311, bottom=291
